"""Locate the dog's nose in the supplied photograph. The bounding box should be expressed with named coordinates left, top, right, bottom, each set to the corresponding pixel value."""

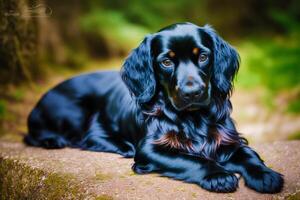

left=178, top=76, right=206, bottom=101
left=179, top=87, right=202, bottom=101
left=178, top=80, right=206, bottom=101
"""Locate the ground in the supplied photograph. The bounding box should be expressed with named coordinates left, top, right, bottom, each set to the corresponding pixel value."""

left=1, top=140, right=300, bottom=200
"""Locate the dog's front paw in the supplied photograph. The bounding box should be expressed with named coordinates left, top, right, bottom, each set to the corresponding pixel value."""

left=244, top=168, right=284, bottom=193
left=200, top=172, right=239, bottom=193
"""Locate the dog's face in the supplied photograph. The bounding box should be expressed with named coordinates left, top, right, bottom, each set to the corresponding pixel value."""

left=121, top=23, right=239, bottom=111
left=151, top=24, right=212, bottom=110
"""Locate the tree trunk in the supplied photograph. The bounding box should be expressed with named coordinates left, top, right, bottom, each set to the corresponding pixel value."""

left=0, top=0, right=42, bottom=85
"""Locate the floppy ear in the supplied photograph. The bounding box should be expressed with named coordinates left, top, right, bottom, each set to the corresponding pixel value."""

left=202, top=25, right=240, bottom=98
left=120, top=35, right=156, bottom=104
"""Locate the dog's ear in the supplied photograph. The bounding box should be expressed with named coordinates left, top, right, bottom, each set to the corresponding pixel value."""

left=120, top=35, right=156, bottom=104
left=202, top=25, right=240, bottom=98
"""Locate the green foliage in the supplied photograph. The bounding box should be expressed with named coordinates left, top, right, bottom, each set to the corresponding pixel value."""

left=0, top=100, right=7, bottom=120
left=80, top=9, right=149, bottom=54
left=237, top=33, right=300, bottom=91
left=64, top=48, right=89, bottom=69
left=10, top=88, right=25, bottom=101
left=286, top=99, right=300, bottom=114
left=78, top=0, right=208, bottom=56
left=88, top=0, right=206, bottom=31
left=236, top=29, right=300, bottom=113
left=269, top=5, right=300, bottom=33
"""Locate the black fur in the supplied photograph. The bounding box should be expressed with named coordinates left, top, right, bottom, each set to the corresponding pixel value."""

left=25, top=23, right=283, bottom=193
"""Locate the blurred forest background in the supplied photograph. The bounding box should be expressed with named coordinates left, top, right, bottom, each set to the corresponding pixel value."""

left=0, top=0, right=299, bottom=143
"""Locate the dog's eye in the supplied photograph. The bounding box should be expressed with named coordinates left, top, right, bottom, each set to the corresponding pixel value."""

left=199, top=54, right=208, bottom=62
left=161, top=59, right=174, bottom=67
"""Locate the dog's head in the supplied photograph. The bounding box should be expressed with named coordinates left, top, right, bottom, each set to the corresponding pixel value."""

left=121, top=22, right=239, bottom=111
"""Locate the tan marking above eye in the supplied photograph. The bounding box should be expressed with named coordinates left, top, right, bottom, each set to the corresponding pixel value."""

left=169, top=51, right=175, bottom=57
left=192, top=48, right=199, bottom=55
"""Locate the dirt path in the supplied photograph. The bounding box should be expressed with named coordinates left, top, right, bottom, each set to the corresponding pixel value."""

left=231, top=89, right=300, bottom=143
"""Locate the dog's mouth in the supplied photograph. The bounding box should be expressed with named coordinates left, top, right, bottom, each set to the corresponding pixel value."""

left=169, top=87, right=211, bottom=111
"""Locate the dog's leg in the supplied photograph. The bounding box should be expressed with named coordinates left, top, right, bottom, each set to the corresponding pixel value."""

left=79, top=113, right=135, bottom=158
left=81, top=134, right=135, bottom=158
left=133, top=137, right=238, bottom=193
left=222, top=146, right=284, bottom=193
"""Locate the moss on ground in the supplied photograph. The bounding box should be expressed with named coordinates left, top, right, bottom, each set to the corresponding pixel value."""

left=286, top=191, right=300, bottom=200
left=0, top=158, right=85, bottom=199
left=95, top=194, right=114, bottom=200
left=95, top=172, right=113, bottom=182
left=287, top=131, right=300, bottom=140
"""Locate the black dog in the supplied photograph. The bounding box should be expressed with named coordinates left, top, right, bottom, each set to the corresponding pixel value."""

left=25, top=23, right=283, bottom=193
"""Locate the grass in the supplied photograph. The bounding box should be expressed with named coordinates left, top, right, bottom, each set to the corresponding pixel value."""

left=286, top=99, right=300, bottom=114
